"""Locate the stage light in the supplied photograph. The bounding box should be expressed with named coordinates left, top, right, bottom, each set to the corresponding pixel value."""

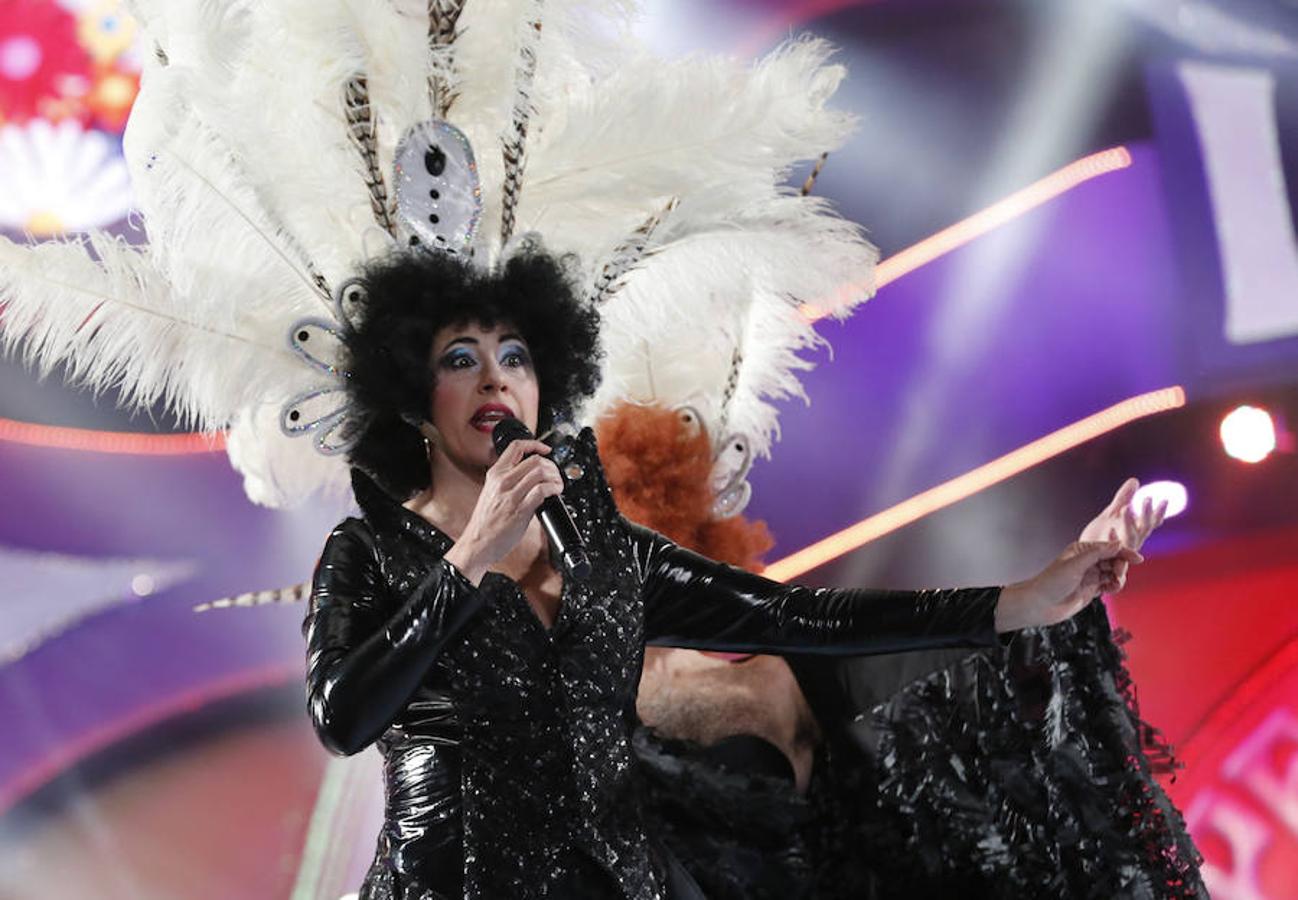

left=1220, top=405, right=1276, bottom=463
left=1132, top=481, right=1188, bottom=519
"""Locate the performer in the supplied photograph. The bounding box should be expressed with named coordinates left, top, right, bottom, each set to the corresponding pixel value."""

left=304, top=244, right=1148, bottom=899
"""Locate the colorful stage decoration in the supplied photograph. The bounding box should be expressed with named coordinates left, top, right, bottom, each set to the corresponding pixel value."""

left=0, top=118, right=133, bottom=233
left=0, top=0, right=139, bottom=235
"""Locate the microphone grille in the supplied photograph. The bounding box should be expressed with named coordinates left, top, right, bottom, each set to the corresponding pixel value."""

left=491, top=416, right=532, bottom=454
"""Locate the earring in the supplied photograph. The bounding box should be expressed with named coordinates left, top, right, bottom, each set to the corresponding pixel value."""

left=415, top=419, right=442, bottom=454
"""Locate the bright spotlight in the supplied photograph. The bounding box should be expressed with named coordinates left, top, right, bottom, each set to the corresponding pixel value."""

left=1132, top=481, right=1188, bottom=519
left=131, top=574, right=156, bottom=597
left=1220, top=405, right=1277, bottom=463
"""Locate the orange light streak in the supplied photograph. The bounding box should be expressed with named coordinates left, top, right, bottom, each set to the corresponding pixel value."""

left=802, top=146, right=1134, bottom=321
left=760, top=386, right=1187, bottom=582
left=0, top=417, right=225, bottom=455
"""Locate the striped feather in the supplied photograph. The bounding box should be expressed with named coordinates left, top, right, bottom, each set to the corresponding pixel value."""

left=427, top=0, right=468, bottom=117
left=344, top=73, right=398, bottom=236
left=588, top=197, right=677, bottom=306
left=193, top=580, right=311, bottom=612
left=500, top=2, right=545, bottom=247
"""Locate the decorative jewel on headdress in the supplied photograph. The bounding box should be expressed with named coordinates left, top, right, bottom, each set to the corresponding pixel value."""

left=393, top=119, right=483, bottom=254
left=711, top=431, right=753, bottom=518
left=674, top=404, right=755, bottom=519
left=279, top=277, right=370, bottom=455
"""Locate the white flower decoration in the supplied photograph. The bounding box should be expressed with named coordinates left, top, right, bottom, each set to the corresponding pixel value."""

left=0, top=119, right=135, bottom=235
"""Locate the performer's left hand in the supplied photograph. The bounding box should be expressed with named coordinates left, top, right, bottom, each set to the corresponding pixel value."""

left=995, top=478, right=1166, bottom=632
left=1077, top=477, right=1168, bottom=593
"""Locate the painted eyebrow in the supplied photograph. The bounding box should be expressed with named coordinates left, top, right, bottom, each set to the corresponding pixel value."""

left=440, top=333, right=526, bottom=351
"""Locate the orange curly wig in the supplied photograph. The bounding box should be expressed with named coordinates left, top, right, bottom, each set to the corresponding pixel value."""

left=595, top=402, right=773, bottom=572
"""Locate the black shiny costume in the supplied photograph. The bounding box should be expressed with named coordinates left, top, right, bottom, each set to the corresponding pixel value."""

left=303, top=427, right=1002, bottom=899
left=637, top=624, right=1208, bottom=899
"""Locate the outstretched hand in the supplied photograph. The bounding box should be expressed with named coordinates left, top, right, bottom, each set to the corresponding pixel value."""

left=996, top=540, right=1143, bottom=631
left=994, top=478, right=1168, bottom=632
left=1078, top=477, right=1168, bottom=593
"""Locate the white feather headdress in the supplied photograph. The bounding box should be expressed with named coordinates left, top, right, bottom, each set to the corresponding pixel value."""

left=0, top=0, right=876, bottom=509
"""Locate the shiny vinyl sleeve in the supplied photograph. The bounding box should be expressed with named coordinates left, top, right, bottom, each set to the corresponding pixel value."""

left=303, top=517, right=484, bottom=756
left=625, top=519, right=1002, bottom=656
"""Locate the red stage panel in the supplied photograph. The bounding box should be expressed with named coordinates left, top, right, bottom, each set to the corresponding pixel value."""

left=1114, top=525, right=1298, bottom=897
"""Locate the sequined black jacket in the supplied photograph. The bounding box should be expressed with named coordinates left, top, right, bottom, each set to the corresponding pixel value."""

left=303, top=426, right=1002, bottom=900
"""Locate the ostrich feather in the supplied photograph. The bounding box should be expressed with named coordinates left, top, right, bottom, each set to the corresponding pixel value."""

left=225, top=402, right=352, bottom=507
left=0, top=233, right=305, bottom=431
left=129, top=0, right=434, bottom=287
left=123, top=66, right=332, bottom=317
left=595, top=188, right=876, bottom=336
left=122, top=0, right=253, bottom=75
left=517, top=36, right=856, bottom=264
left=589, top=290, right=822, bottom=461
left=450, top=0, right=627, bottom=259
left=583, top=186, right=877, bottom=459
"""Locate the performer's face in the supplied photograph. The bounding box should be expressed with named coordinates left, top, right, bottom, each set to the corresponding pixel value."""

left=428, top=320, right=540, bottom=469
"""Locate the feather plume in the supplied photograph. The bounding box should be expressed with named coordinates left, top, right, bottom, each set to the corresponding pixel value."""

left=584, top=188, right=877, bottom=458
left=441, top=0, right=628, bottom=258
left=344, top=73, right=398, bottom=236
left=120, top=0, right=252, bottom=75
left=500, top=2, right=545, bottom=248
left=193, top=580, right=310, bottom=612
left=225, top=402, right=351, bottom=506
left=0, top=233, right=304, bottom=430
left=588, top=197, right=677, bottom=306
left=801, top=151, right=829, bottom=196
left=123, top=66, right=332, bottom=316
left=129, top=0, right=433, bottom=286
left=4, top=1, right=877, bottom=509
left=515, top=37, right=856, bottom=264
left=427, top=0, right=468, bottom=117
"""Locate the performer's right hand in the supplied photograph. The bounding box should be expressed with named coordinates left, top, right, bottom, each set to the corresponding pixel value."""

left=444, top=439, right=564, bottom=585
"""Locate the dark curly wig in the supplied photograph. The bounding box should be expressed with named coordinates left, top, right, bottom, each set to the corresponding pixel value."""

left=341, top=244, right=603, bottom=500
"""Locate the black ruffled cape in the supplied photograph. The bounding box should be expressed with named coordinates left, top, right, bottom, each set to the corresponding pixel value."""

left=636, top=600, right=1205, bottom=899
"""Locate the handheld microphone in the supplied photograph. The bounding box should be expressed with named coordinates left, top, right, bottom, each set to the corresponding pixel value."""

left=492, top=417, right=592, bottom=581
